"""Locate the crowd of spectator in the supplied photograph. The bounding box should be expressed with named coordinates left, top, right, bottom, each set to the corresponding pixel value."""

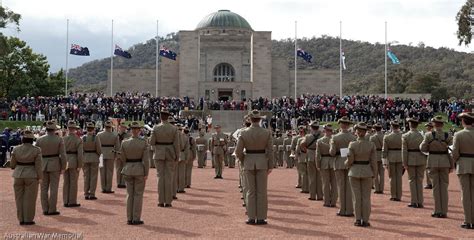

left=1, top=92, right=472, bottom=130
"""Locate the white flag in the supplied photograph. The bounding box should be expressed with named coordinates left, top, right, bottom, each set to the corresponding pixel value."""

left=341, top=51, right=347, bottom=70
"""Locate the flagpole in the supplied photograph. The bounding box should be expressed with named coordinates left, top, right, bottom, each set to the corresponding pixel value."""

left=156, top=20, right=159, bottom=97
left=339, top=21, right=342, bottom=97
left=110, top=19, right=114, bottom=96
left=384, top=21, right=387, bottom=99
left=65, top=19, right=69, bottom=96
left=294, top=20, right=297, bottom=100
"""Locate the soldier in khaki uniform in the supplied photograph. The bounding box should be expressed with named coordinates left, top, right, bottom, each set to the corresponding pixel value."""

left=10, top=131, right=42, bottom=225
left=273, top=130, right=284, bottom=167
left=283, top=132, right=293, bottom=168
left=36, top=121, right=67, bottom=216
left=424, top=122, right=434, bottom=189
left=316, top=124, right=337, bottom=207
left=330, top=116, right=356, bottom=217
left=97, top=120, right=120, bottom=193
left=292, top=126, right=305, bottom=189
left=402, top=118, right=426, bottom=208
left=301, top=121, right=323, bottom=201
left=119, top=122, right=149, bottom=225
left=235, top=110, right=274, bottom=225
left=211, top=125, right=228, bottom=179
left=195, top=131, right=208, bottom=168
left=420, top=116, right=454, bottom=218
left=296, top=130, right=309, bottom=193
left=185, top=127, right=196, bottom=188
left=150, top=110, right=180, bottom=207
left=369, top=123, right=384, bottom=194
left=227, top=135, right=237, bottom=168
left=208, top=137, right=214, bottom=168
left=452, top=112, right=474, bottom=229
left=382, top=121, right=403, bottom=201
left=82, top=122, right=102, bottom=200
left=238, top=119, right=252, bottom=206
left=176, top=124, right=189, bottom=193
left=346, top=122, right=377, bottom=227
left=63, top=121, right=83, bottom=207
left=117, top=122, right=131, bottom=188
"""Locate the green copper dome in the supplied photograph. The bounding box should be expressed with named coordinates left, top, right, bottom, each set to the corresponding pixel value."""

left=196, top=10, right=252, bottom=30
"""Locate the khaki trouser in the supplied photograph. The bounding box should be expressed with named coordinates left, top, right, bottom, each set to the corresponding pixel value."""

left=426, top=169, right=432, bottom=186
left=277, top=151, right=284, bottom=167
left=321, top=168, right=338, bottom=206
left=349, top=177, right=372, bottom=222
left=374, top=161, right=384, bottom=192
left=124, top=175, right=145, bottom=222
left=156, top=160, right=176, bottom=205
left=185, top=160, right=193, bottom=187
left=284, top=152, right=292, bottom=168
left=228, top=155, right=236, bottom=168
left=458, top=174, right=474, bottom=224
left=244, top=169, right=268, bottom=220
left=116, top=159, right=125, bottom=186
left=307, top=161, right=323, bottom=199
left=389, top=162, right=403, bottom=199
left=63, top=168, right=79, bottom=205
left=335, top=169, right=353, bottom=215
left=197, top=151, right=206, bottom=168
left=214, top=154, right=224, bottom=177
left=100, top=159, right=114, bottom=191
left=41, top=171, right=60, bottom=213
left=429, top=167, right=449, bottom=214
left=177, top=161, right=186, bottom=191
left=83, top=162, right=99, bottom=197
left=408, top=165, right=425, bottom=204
left=298, top=162, right=308, bottom=191
left=14, top=178, right=38, bottom=222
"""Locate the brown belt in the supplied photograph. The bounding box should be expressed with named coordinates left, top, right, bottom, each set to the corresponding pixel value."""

left=102, top=144, right=115, bottom=147
left=246, top=150, right=266, bottom=154
left=66, top=151, right=77, bottom=154
left=354, top=161, right=370, bottom=165
left=460, top=153, right=474, bottom=158
left=321, top=154, right=331, bottom=157
left=42, top=154, right=59, bottom=158
left=429, top=151, right=448, bottom=155
left=84, top=150, right=96, bottom=153
left=389, top=148, right=401, bottom=151
left=126, top=159, right=142, bottom=163
left=307, top=148, right=316, bottom=150
left=407, top=149, right=420, bottom=152
left=17, top=162, right=35, bottom=166
left=156, top=142, right=173, bottom=145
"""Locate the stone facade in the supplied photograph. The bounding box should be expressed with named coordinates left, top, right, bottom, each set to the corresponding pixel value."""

left=106, top=10, right=339, bottom=100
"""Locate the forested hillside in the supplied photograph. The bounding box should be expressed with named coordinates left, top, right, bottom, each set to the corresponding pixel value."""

left=68, top=33, right=473, bottom=99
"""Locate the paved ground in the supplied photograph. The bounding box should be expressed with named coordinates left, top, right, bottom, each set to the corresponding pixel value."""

left=0, top=163, right=472, bottom=239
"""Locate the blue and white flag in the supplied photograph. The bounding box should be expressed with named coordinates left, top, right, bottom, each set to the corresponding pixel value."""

left=159, top=47, right=177, bottom=61
left=341, top=51, right=347, bottom=70
left=70, top=44, right=90, bottom=56
left=297, top=48, right=312, bottom=63
left=387, top=48, right=400, bottom=64
left=114, top=45, right=132, bottom=59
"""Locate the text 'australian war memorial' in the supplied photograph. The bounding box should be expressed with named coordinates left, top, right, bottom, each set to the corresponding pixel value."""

left=1, top=2, right=474, bottom=239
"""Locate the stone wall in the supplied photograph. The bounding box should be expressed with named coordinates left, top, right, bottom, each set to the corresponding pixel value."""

left=251, top=31, right=272, bottom=99
left=288, top=69, right=339, bottom=96
left=178, top=31, right=199, bottom=98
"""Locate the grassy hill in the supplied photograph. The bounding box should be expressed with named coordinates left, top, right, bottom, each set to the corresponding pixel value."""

left=68, top=34, right=473, bottom=99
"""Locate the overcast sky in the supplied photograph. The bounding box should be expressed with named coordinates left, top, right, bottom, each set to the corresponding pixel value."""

left=2, top=0, right=472, bottom=72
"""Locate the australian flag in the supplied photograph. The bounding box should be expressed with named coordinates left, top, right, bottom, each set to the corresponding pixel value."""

left=70, top=44, right=90, bottom=56
left=159, top=47, right=177, bottom=61
left=114, top=45, right=132, bottom=59
left=297, top=48, right=312, bottom=63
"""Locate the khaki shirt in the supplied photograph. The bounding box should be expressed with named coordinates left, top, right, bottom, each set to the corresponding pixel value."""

left=452, top=126, right=474, bottom=174
left=295, top=137, right=307, bottom=163
left=195, top=136, right=208, bottom=152
left=382, top=131, right=402, bottom=164
left=82, top=133, right=102, bottom=163
left=330, top=130, right=356, bottom=170
left=402, top=130, right=426, bottom=166
left=211, top=132, right=228, bottom=155
left=273, top=136, right=284, bottom=152
left=283, top=137, right=292, bottom=153
left=420, top=130, right=454, bottom=168
left=36, top=133, right=67, bottom=172
left=369, top=132, right=384, bottom=162
left=316, top=136, right=334, bottom=169
left=179, top=132, right=189, bottom=162
left=97, top=130, right=120, bottom=160
left=10, top=143, right=43, bottom=179
left=301, top=131, right=322, bottom=162
left=235, top=123, right=274, bottom=170
left=346, top=137, right=377, bottom=178
left=120, top=137, right=150, bottom=177
left=63, top=133, right=84, bottom=169
left=150, top=121, right=180, bottom=161
left=188, top=136, right=196, bottom=161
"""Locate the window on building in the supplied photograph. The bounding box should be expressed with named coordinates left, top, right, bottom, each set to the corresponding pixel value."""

left=213, top=63, right=235, bottom=82
left=241, top=90, right=246, bottom=100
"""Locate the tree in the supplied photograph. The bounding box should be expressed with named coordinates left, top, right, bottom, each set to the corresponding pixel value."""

left=0, top=6, right=21, bottom=56
left=406, top=72, right=440, bottom=93
left=456, top=0, right=473, bottom=46
left=388, top=67, right=413, bottom=93
left=0, top=37, right=53, bottom=99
